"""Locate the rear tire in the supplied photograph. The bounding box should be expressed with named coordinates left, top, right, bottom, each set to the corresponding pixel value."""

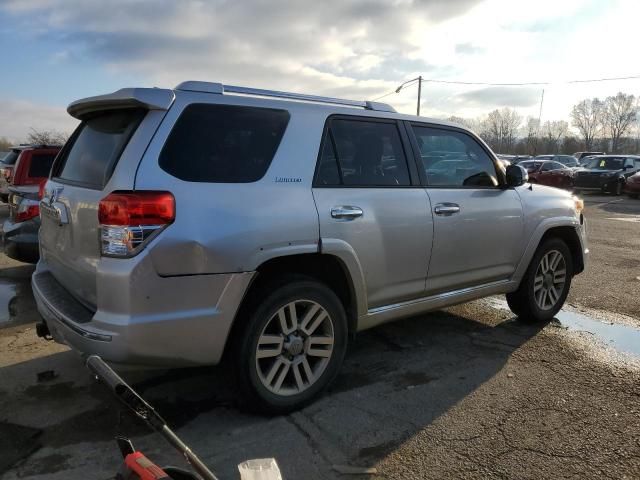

left=506, top=238, right=573, bottom=323
left=233, top=277, right=348, bottom=414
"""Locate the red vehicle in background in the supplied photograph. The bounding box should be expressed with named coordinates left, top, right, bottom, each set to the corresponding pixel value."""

left=624, top=171, right=640, bottom=199
left=2, top=144, right=61, bottom=263
left=518, top=160, right=574, bottom=190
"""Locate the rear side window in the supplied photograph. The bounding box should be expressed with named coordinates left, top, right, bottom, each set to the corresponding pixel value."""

left=28, top=153, right=57, bottom=178
left=159, top=104, right=290, bottom=183
left=54, top=109, right=145, bottom=188
left=315, top=118, right=411, bottom=187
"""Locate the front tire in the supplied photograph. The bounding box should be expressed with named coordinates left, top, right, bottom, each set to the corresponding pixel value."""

left=233, top=278, right=348, bottom=414
left=614, top=181, right=623, bottom=196
left=506, top=238, right=573, bottom=323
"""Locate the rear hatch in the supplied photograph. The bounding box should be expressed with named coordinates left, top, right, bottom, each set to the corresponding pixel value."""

left=38, top=88, right=174, bottom=309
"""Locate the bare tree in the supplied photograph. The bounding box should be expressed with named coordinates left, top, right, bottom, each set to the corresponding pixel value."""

left=478, top=108, right=521, bottom=152
left=26, top=128, right=68, bottom=146
left=603, top=92, right=636, bottom=153
left=0, top=137, right=11, bottom=152
left=570, top=98, right=603, bottom=150
left=542, top=120, right=568, bottom=153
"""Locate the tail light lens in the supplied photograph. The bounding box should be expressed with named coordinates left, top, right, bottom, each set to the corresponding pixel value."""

left=98, top=191, right=175, bottom=257
left=38, top=180, right=47, bottom=200
left=15, top=199, right=40, bottom=222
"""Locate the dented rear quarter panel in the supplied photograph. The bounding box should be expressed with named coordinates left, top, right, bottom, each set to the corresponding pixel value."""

left=134, top=90, right=326, bottom=276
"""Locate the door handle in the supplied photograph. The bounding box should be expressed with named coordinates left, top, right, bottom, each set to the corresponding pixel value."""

left=434, top=203, right=460, bottom=215
left=331, top=206, right=363, bottom=219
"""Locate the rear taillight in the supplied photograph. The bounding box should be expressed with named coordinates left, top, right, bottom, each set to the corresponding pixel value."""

left=98, top=191, right=175, bottom=257
left=38, top=180, right=47, bottom=200
left=15, top=199, right=40, bottom=222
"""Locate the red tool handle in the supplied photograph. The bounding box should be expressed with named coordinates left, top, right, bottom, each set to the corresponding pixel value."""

left=125, top=452, right=171, bottom=480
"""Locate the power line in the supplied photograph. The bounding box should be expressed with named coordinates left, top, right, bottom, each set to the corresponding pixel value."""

left=371, top=74, right=640, bottom=101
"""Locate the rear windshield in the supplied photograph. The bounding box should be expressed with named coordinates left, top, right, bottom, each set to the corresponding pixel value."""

left=53, top=109, right=145, bottom=188
left=1, top=151, right=20, bottom=166
left=29, top=153, right=57, bottom=178
left=159, top=104, right=290, bottom=183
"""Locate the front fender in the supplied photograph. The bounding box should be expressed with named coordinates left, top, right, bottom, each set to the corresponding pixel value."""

left=511, top=216, right=583, bottom=286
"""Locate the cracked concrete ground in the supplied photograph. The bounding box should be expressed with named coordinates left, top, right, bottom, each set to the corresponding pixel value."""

left=0, top=196, right=639, bottom=479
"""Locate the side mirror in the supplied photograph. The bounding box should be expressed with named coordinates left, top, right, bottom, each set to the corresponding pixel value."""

left=505, top=164, right=528, bottom=187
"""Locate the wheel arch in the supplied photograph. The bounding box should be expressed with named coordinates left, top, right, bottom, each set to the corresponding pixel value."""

left=222, top=252, right=362, bottom=361
left=512, top=219, right=585, bottom=287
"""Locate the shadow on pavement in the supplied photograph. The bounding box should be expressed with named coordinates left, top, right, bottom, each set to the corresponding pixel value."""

left=0, top=305, right=545, bottom=478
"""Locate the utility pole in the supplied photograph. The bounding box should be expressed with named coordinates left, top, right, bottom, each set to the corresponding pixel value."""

left=534, top=88, right=545, bottom=156
left=417, top=76, right=422, bottom=116
left=394, top=76, right=424, bottom=116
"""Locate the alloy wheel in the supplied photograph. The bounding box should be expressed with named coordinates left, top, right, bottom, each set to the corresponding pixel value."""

left=255, top=300, right=334, bottom=396
left=533, top=250, right=567, bottom=311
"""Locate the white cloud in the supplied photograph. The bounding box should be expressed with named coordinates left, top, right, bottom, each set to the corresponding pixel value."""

left=2, top=0, right=640, bottom=139
left=0, top=99, right=78, bottom=143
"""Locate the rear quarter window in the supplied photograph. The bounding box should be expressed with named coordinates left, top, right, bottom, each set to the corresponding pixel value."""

left=159, top=104, right=290, bottom=183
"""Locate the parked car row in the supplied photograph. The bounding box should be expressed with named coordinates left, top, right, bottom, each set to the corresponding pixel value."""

left=0, top=144, right=61, bottom=263
left=496, top=152, right=640, bottom=198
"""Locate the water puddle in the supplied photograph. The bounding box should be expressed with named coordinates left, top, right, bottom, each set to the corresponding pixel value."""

left=0, top=279, right=17, bottom=324
left=484, top=297, right=640, bottom=358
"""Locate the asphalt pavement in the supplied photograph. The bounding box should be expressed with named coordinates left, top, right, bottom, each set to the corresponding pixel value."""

left=0, top=195, right=639, bottom=479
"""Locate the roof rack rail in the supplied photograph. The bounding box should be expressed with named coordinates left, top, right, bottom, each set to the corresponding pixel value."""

left=174, top=81, right=396, bottom=113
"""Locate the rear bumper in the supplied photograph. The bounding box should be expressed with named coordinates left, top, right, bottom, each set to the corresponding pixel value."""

left=32, top=266, right=254, bottom=367
left=3, top=217, right=39, bottom=263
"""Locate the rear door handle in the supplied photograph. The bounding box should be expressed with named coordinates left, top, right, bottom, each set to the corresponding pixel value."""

left=434, top=203, right=460, bottom=215
left=331, top=206, right=363, bottom=219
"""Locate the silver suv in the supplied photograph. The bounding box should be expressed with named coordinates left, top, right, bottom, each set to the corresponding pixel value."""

left=33, top=81, right=588, bottom=413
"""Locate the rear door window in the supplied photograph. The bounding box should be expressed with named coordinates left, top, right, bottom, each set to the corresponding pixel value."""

left=53, top=109, right=145, bottom=188
left=315, top=118, right=411, bottom=187
left=159, top=104, right=290, bottom=183
left=29, top=153, right=57, bottom=178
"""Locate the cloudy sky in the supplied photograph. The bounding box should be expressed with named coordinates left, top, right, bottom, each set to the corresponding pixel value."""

left=1, top=0, right=639, bottom=141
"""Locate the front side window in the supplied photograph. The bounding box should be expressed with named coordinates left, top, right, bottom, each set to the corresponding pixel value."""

left=411, top=125, right=498, bottom=187
left=160, top=104, right=290, bottom=183
left=315, top=118, right=411, bottom=187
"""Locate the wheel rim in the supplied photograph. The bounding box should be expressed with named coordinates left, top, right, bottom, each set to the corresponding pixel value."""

left=255, top=300, right=334, bottom=396
left=533, top=250, right=567, bottom=311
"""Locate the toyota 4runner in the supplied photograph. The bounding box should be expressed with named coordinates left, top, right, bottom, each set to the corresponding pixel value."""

left=33, top=81, right=588, bottom=413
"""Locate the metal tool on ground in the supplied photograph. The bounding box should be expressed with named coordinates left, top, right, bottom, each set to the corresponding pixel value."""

left=86, top=355, right=220, bottom=480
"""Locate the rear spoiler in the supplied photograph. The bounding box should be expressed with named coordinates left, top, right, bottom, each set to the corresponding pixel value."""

left=67, top=88, right=176, bottom=120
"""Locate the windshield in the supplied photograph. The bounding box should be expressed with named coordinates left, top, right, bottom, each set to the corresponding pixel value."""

left=585, top=157, right=624, bottom=170
left=518, top=161, right=542, bottom=172
left=1, top=150, right=20, bottom=166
